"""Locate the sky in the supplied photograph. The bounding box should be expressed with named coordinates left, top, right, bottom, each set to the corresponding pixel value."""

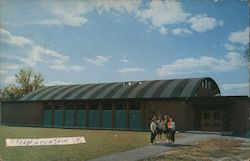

left=0, top=0, right=249, bottom=96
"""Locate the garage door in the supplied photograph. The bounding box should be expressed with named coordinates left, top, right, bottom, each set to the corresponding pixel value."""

left=54, top=110, right=63, bottom=127
left=102, top=110, right=112, bottom=128
left=129, top=110, right=142, bottom=130
left=77, top=110, right=86, bottom=127
left=43, top=110, right=52, bottom=127
left=89, top=110, right=99, bottom=128
left=65, top=110, right=74, bottom=127
left=115, top=110, right=126, bottom=129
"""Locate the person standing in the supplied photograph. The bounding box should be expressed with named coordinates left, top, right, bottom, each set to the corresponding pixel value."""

left=170, top=118, right=176, bottom=144
left=163, top=115, right=169, bottom=143
left=167, top=116, right=176, bottom=144
left=150, top=116, right=157, bottom=144
left=167, top=116, right=172, bottom=144
left=156, top=116, right=164, bottom=143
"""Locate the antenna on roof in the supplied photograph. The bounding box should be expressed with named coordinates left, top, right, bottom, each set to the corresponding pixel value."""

left=122, top=55, right=126, bottom=86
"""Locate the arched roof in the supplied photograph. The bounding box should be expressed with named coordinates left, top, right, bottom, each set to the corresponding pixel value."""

left=19, top=77, right=220, bottom=101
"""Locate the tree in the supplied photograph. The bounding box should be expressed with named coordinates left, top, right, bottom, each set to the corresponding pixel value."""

left=0, top=68, right=44, bottom=101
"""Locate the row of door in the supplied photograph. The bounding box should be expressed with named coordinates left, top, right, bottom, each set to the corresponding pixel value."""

left=201, top=111, right=223, bottom=131
left=43, top=110, right=142, bottom=130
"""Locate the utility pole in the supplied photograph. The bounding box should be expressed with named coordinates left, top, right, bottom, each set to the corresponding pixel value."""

left=122, top=55, right=126, bottom=86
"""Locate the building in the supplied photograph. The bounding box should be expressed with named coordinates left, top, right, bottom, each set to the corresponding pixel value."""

left=1, top=77, right=249, bottom=134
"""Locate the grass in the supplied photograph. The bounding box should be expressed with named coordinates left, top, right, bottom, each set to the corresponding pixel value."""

left=0, top=125, right=150, bottom=161
left=142, top=137, right=250, bottom=161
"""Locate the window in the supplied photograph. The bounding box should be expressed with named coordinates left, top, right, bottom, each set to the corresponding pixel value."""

left=44, top=103, right=53, bottom=110
left=213, top=112, right=222, bottom=120
left=129, top=102, right=140, bottom=110
left=54, top=103, right=64, bottom=110
left=89, top=103, right=99, bottom=110
left=102, top=103, right=112, bottom=110
left=204, top=122, right=210, bottom=127
left=214, top=122, right=221, bottom=127
left=205, top=80, right=207, bottom=88
left=116, top=103, right=126, bottom=110
left=203, top=112, right=210, bottom=120
left=78, top=103, right=86, bottom=110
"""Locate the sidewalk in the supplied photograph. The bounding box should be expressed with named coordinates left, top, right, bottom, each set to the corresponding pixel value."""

left=88, top=133, right=216, bottom=161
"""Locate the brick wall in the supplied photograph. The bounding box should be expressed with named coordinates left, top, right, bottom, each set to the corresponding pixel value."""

left=144, top=100, right=187, bottom=131
left=1, top=102, right=43, bottom=127
left=230, top=98, right=250, bottom=134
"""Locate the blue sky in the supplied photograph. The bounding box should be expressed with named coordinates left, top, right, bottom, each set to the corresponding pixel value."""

left=0, top=0, right=249, bottom=96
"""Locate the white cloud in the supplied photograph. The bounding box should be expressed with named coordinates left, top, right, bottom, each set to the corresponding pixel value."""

left=7, top=1, right=222, bottom=35
left=49, top=57, right=83, bottom=71
left=45, top=80, right=73, bottom=86
left=136, top=0, right=190, bottom=34
left=188, top=14, right=223, bottom=32
left=118, top=67, right=146, bottom=73
left=228, top=27, right=249, bottom=45
left=0, top=28, right=83, bottom=72
left=172, top=28, right=192, bottom=36
left=223, top=44, right=236, bottom=51
left=83, top=55, right=111, bottom=66
left=95, top=0, right=141, bottom=13
left=0, top=28, right=34, bottom=46
left=50, top=64, right=83, bottom=71
left=36, top=14, right=88, bottom=27
left=0, top=63, right=23, bottom=71
left=156, top=52, right=246, bottom=77
left=0, top=69, right=8, bottom=74
left=40, top=0, right=141, bottom=27
left=70, top=66, right=83, bottom=71
left=39, top=1, right=89, bottom=27
left=4, top=76, right=16, bottom=84
left=222, top=82, right=249, bottom=96
left=20, top=45, right=69, bottom=67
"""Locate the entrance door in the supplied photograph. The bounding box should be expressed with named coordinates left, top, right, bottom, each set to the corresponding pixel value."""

left=202, top=111, right=223, bottom=131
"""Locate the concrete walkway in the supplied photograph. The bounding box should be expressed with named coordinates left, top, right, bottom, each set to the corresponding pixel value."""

left=88, top=133, right=216, bottom=161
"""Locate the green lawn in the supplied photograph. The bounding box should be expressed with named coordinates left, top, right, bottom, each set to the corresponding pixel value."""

left=0, top=125, right=150, bottom=161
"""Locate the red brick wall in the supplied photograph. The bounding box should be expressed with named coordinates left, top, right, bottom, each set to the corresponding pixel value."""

left=1, top=102, right=43, bottom=126
left=144, top=100, right=187, bottom=131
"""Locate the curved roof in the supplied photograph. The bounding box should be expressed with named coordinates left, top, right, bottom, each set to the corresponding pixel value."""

left=19, top=77, right=220, bottom=101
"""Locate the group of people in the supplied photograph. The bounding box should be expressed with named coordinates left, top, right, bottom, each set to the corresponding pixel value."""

left=150, top=115, right=176, bottom=145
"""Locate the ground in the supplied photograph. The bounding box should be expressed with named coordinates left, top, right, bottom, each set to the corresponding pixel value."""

left=0, top=125, right=149, bottom=161
left=1, top=126, right=249, bottom=161
left=142, top=137, right=250, bottom=161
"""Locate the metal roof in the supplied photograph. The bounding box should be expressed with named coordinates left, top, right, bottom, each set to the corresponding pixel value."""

left=19, top=77, right=220, bottom=101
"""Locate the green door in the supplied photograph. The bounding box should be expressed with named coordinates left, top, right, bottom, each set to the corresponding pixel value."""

left=54, top=110, right=63, bottom=127
left=115, top=110, right=126, bottom=129
left=102, top=110, right=112, bottom=128
left=129, top=110, right=142, bottom=130
left=43, top=110, right=52, bottom=127
left=77, top=110, right=86, bottom=127
left=65, top=110, right=74, bottom=127
left=89, top=110, right=99, bottom=128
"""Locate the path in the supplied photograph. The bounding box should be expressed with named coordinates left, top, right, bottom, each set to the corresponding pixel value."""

left=88, top=133, right=217, bottom=161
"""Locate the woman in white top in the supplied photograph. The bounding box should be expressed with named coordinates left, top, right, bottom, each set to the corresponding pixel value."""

left=150, top=116, right=157, bottom=144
